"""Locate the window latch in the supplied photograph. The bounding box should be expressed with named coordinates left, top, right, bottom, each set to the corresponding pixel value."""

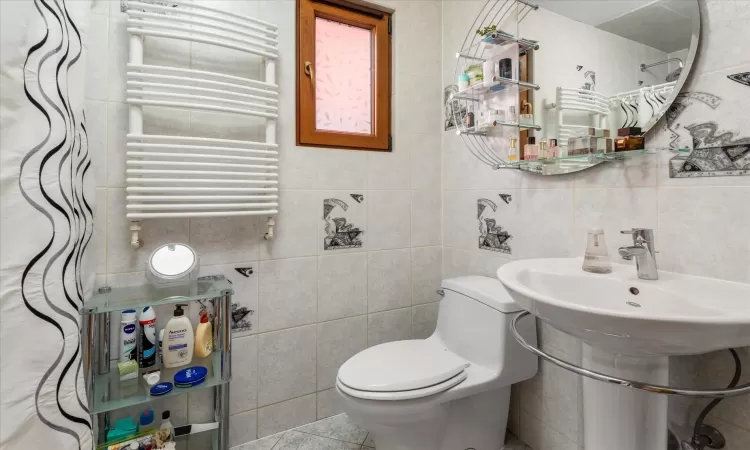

left=304, top=61, right=315, bottom=88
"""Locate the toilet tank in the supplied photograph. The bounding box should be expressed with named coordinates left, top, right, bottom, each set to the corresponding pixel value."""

left=433, top=276, right=538, bottom=382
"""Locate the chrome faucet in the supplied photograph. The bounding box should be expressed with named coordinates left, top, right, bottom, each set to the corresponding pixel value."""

left=619, top=228, right=659, bottom=280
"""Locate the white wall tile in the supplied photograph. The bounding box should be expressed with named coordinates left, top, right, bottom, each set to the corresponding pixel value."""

left=106, top=189, right=190, bottom=273
left=257, top=325, right=317, bottom=407
left=230, top=409, right=258, bottom=448
left=231, top=335, right=259, bottom=415
left=658, top=187, right=750, bottom=283
left=367, top=146, right=410, bottom=191
left=190, top=217, right=262, bottom=266
left=85, top=100, right=107, bottom=187
left=84, top=14, right=108, bottom=101
left=519, top=411, right=578, bottom=450
left=93, top=188, right=107, bottom=274
left=367, top=191, right=411, bottom=250
left=260, top=191, right=318, bottom=260
left=412, top=302, right=439, bottom=339
left=393, top=1, right=442, bottom=77
left=257, top=394, right=317, bottom=438
left=509, top=189, right=575, bottom=260
left=411, top=190, right=442, bottom=247
left=409, top=133, right=442, bottom=190
left=317, top=253, right=367, bottom=322
left=258, top=257, right=318, bottom=332
left=394, top=74, right=441, bottom=136
left=442, top=247, right=512, bottom=280
left=279, top=147, right=368, bottom=191
left=367, top=249, right=411, bottom=313
left=317, top=388, right=345, bottom=420
left=367, top=308, right=412, bottom=347
left=411, top=246, right=442, bottom=305
left=442, top=190, right=480, bottom=252
left=106, top=102, right=127, bottom=188
left=317, top=316, right=367, bottom=390
left=573, top=187, right=659, bottom=261
left=574, top=155, right=658, bottom=189
left=106, top=18, right=127, bottom=102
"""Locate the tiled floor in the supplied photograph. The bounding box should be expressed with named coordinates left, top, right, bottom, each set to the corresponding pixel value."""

left=231, top=413, right=532, bottom=450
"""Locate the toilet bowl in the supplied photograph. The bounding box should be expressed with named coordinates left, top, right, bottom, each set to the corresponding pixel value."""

left=336, top=276, right=538, bottom=450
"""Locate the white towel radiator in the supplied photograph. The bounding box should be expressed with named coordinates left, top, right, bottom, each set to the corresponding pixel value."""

left=123, top=0, right=279, bottom=247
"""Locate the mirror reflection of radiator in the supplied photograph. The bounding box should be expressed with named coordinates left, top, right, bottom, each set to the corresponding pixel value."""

left=546, top=87, right=610, bottom=148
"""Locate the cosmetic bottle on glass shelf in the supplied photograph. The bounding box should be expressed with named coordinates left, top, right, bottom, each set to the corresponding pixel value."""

left=508, top=137, right=519, bottom=162
left=520, top=102, right=534, bottom=125
left=548, top=139, right=560, bottom=158
left=524, top=136, right=538, bottom=160
left=458, top=73, right=469, bottom=91
left=539, top=139, right=549, bottom=159
left=507, top=106, right=517, bottom=124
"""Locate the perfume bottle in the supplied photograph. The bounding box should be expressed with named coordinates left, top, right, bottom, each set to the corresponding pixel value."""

left=524, top=136, right=538, bottom=160
left=539, top=139, right=549, bottom=159
left=582, top=228, right=612, bottom=274
left=548, top=139, right=559, bottom=158
left=508, top=137, right=519, bottom=162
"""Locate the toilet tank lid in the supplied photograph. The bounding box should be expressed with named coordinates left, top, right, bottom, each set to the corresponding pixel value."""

left=442, top=276, right=523, bottom=313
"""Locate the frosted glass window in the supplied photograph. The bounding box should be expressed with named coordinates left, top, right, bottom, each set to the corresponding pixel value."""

left=314, top=17, right=372, bottom=135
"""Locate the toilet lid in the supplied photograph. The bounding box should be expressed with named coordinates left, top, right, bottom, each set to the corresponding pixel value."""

left=337, top=340, right=470, bottom=392
left=337, top=370, right=468, bottom=401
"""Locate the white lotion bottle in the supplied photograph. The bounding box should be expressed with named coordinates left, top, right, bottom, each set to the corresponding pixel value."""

left=163, top=304, right=194, bottom=369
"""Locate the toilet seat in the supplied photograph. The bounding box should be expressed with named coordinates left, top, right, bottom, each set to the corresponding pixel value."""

left=336, top=340, right=470, bottom=400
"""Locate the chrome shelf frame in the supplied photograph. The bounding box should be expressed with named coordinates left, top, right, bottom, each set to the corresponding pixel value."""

left=510, top=311, right=750, bottom=399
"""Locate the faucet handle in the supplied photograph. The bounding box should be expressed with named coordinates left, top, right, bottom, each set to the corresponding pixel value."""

left=621, top=228, right=655, bottom=245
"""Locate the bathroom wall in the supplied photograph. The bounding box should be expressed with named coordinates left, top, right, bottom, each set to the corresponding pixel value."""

left=86, top=0, right=442, bottom=447
left=441, top=1, right=750, bottom=449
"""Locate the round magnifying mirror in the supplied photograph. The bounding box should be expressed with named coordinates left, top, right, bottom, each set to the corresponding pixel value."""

left=147, top=243, right=199, bottom=287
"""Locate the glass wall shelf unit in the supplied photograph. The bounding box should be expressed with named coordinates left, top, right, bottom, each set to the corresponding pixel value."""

left=82, top=276, right=234, bottom=450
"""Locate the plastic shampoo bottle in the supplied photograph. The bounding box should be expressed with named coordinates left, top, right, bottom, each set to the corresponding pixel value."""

left=194, top=312, right=213, bottom=358
left=163, top=304, right=194, bottom=369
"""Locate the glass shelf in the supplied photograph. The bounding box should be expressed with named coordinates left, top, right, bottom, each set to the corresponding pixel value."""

left=461, top=119, right=541, bottom=135
left=457, top=31, right=539, bottom=56
left=496, top=149, right=655, bottom=175
left=452, top=77, right=539, bottom=99
left=83, top=276, right=233, bottom=315
left=92, top=352, right=227, bottom=414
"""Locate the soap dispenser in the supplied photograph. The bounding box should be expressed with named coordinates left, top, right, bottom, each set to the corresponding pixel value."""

left=163, top=304, right=194, bottom=369
left=582, top=227, right=612, bottom=274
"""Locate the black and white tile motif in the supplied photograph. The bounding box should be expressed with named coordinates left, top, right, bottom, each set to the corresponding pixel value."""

left=323, top=197, right=364, bottom=250
left=664, top=74, right=750, bottom=178
left=478, top=197, right=512, bottom=254
left=728, top=72, right=750, bottom=87
left=195, top=270, right=256, bottom=337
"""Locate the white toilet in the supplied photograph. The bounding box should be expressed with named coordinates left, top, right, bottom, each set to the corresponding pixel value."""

left=336, top=276, right=538, bottom=450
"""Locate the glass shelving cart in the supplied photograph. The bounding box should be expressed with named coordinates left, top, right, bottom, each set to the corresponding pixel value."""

left=81, top=276, right=234, bottom=450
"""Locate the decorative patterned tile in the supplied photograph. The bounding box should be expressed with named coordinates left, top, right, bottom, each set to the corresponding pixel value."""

left=321, top=195, right=365, bottom=252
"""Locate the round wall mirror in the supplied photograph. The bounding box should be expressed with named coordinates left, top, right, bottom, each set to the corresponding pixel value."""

left=449, top=0, right=700, bottom=175
left=147, top=243, right=200, bottom=286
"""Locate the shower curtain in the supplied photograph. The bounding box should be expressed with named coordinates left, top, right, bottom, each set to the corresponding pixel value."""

left=1, top=1, right=94, bottom=449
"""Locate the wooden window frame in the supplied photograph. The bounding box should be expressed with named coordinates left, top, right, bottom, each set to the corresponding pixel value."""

left=296, top=0, right=392, bottom=151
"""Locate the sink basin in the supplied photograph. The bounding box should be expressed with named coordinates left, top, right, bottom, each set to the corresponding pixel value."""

left=497, top=258, right=750, bottom=356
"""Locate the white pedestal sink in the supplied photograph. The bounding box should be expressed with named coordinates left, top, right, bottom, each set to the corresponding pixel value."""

left=497, top=258, right=750, bottom=450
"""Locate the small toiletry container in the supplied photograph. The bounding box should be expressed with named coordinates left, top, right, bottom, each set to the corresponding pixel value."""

left=458, top=73, right=469, bottom=91
left=582, top=228, right=612, bottom=274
